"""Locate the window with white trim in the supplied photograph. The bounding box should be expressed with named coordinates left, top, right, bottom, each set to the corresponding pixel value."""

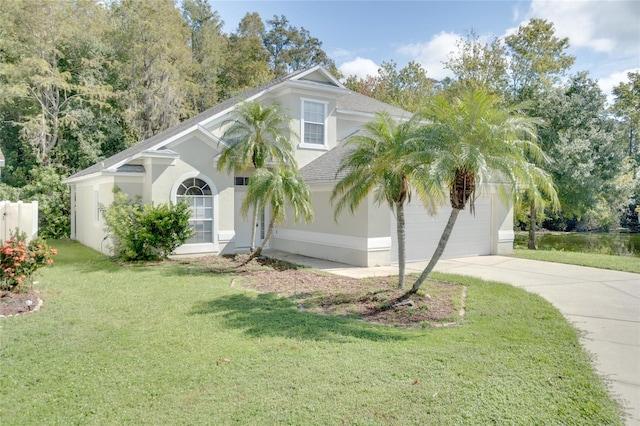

left=234, top=176, right=250, bottom=186
left=301, top=99, right=327, bottom=147
left=177, top=178, right=213, bottom=244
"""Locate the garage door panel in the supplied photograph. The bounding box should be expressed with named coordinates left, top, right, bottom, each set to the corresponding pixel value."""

left=391, top=198, right=491, bottom=262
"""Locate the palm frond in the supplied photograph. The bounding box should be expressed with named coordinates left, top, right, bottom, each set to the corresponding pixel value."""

left=217, top=101, right=297, bottom=173
left=417, top=87, right=557, bottom=212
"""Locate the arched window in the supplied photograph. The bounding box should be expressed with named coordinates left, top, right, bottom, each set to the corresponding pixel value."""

left=176, top=178, right=213, bottom=244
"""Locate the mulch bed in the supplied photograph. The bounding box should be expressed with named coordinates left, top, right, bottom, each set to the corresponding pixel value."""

left=0, top=289, right=41, bottom=317
left=1, top=255, right=466, bottom=328
left=182, top=254, right=466, bottom=328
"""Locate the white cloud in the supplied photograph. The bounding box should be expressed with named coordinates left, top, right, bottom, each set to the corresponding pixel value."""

left=525, top=0, right=640, bottom=55
left=338, top=57, right=379, bottom=80
left=598, top=68, right=640, bottom=104
left=397, top=31, right=459, bottom=80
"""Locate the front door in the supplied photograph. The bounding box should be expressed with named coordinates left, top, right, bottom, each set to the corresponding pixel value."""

left=234, top=188, right=267, bottom=252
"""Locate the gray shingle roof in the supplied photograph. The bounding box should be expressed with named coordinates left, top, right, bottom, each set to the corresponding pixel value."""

left=299, top=142, right=354, bottom=183
left=336, top=92, right=410, bottom=117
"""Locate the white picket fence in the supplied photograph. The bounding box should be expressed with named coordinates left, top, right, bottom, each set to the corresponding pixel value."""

left=0, top=201, right=39, bottom=243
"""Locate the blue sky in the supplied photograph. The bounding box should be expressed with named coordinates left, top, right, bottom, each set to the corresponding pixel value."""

left=212, top=1, right=640, bottom=99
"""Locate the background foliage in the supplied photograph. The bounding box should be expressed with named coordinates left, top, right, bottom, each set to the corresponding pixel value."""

left=0, top=1, right=637, bottom=235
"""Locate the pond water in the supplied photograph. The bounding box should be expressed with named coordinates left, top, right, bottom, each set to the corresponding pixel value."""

left=514, top=232, right=640, bottom=257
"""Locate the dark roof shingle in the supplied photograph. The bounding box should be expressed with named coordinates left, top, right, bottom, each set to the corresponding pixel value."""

left=300, top=142, right=354, bottom=183
left=336, top=92, right=409, bottom=117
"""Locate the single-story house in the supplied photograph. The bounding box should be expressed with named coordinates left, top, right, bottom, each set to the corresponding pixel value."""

left=64, top=66, right=514, bottom=266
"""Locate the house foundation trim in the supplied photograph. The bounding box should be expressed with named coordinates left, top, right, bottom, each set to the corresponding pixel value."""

left=274, top=228, right=391, bottom=252
left=498, top=229, right=515, bottom=243
left=218, top=230, right=235, bottom=243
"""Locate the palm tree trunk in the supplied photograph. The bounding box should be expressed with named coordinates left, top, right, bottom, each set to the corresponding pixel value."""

left=396, top=202, right=406, bottom=289
left=528, top=200, right=537, bottom=250
left=403, top=208, right=461, bottom=298
left=249, top=216, right=275, bottom=260
left=250, top=203, right=259, bottom=253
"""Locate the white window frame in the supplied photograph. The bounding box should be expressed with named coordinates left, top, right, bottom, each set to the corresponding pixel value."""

left=234, top=176, right=250, bottom=186
left=170, top=172, right=220, bottom=254
left=176, top=178, right=214, bottom=245
left=300, top=98, right=328, bottom=150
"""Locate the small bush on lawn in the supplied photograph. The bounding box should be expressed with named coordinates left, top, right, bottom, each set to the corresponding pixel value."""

left=101, top=187, right=194, bottom=261
left=0, top=232, right=57, bottom=292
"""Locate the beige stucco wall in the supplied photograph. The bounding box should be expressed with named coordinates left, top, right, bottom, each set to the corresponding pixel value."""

left=267, top=91, right=339, bottom=168
left=71, top=134, right=237, bottom=256
left=490, top=187, right=515, bottom=255
left=205, top=89, right=371, bottom=172
left=147, top=136, right=235, bottom=254
left=272, top=182, right=515, bottom=267
left=259, top=89, right=398, bottom=266
left=72, top=175, right=142, bottom=254
left=270, top=187, right=392, bottom=267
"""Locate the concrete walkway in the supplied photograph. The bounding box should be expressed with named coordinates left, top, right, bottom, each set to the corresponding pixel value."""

left=264, top=250, right=640, bottom=425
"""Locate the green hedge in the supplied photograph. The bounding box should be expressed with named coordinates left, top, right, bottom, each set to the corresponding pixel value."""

left=101, top=187, right=193, bottom=261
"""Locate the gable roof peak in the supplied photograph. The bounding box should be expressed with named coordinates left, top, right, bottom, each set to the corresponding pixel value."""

left=291, top=66, right=344, bottom=88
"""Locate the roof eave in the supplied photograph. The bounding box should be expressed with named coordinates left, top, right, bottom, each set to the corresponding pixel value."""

left=285, top=80, right=351, bottom=95
left=198, top=83, right=288, bottom=128
left=63, top=169, right=147, bottom=185
left=336, top=108, right=412, bottom=121
left=63, top=171, right=106, bottom=184
left=139, top=149, right=180, bottom=159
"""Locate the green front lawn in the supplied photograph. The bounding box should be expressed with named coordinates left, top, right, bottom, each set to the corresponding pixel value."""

left=0, top=241, right=623, bottom=425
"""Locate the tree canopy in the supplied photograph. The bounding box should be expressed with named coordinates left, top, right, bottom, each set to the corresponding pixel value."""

left=0, top=5, right=636, bottom=237
left=0, top=3, right=335, bottom=178
left=344, top=61, right=435, bottom=113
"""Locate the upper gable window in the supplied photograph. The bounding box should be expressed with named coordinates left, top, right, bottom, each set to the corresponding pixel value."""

left=301, top=99, right=328, bottom=149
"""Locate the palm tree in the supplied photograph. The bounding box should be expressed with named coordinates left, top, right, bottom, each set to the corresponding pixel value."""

left=241, top=167, right=314, bottom=260
left=217, top=101, right=297, bottom=252
left=403, top=88, right=559, bottom=297
left=331, top=111, right=444, bottom=289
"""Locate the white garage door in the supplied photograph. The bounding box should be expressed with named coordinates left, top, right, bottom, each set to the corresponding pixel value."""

left=390, top=197, right=492, bottom=263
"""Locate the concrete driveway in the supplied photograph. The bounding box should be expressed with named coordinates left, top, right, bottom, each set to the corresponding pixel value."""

left=265, top=250, right=640, bottom=425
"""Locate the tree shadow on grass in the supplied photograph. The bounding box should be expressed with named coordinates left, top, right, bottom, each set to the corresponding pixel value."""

left=162, top=255, right=307, bottom=277
left=190, top=292, right=408, bottom=343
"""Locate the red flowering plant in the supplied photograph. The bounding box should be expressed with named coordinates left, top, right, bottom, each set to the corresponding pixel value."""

left=0, top=232, right=57, bottom=292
